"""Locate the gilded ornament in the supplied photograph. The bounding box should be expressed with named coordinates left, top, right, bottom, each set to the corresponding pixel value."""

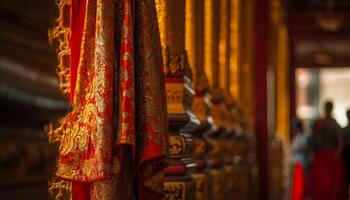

left=169, top=135, right=187, bottom=157
left=163, top=182, right=186, bottom=200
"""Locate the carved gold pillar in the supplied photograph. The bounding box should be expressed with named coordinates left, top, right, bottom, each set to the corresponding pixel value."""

left=185, top=0, right=211, bottom=200
left=156, top=1, right=199, bottom=199
left=204, top=0, right=227, bottom=199
left=270, top=0, right=289, bottom=198
left=218, top=0, right=238, bottom=199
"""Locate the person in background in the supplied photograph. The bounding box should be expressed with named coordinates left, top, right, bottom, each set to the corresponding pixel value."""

left=308, top=101, right=347, bottom=200
left=343, top=110, right=350, bottom=194
left=290, top=119, right=308, bottom=200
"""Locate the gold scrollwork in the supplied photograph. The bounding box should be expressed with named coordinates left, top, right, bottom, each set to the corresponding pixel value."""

left=163, top=182, right=186, bottom=200
left=169, top=136, right=187, bottom=157
left=166, top=82, right=186, bottom=114
left=166, top=88, right=182, bottom=104
left=164, top=49, right=192, bottom=78
left=165, top=48, right=184, bottom=76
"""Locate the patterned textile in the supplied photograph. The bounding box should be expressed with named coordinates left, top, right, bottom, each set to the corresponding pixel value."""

left=51, top=0, right=168, bottom=199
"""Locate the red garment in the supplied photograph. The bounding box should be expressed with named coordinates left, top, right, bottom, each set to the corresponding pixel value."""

left=291, top=162, right=305, bottom=200
left=69, top=0, right=86, bottom=103
left=54, top=0, right=168, bottom=199
left=309, top=148, right=347, bottom=200
left=69, top=0, right=92, bottom=197
left=308, top=118, right=347, bottom=200
left=71, top=182, right=91, bottom=200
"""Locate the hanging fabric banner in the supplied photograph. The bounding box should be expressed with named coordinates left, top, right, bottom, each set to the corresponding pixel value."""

left=48, top=0, right=168, bottom=199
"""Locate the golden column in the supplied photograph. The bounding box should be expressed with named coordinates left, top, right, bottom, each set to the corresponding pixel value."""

left=219, top=0, right=231, bottom=96
left=228, top=1, right=251, bottom=199
left=275, top=24, right=290, bottom=144
left=229, top=0, right=240, bottom=100
left=204, top=0, right=227, bottom=199
left=239, top=0, right=255, bottom=124
left=270, top=0, right=290, bottom=198
left=185, top=0, right=211, bottom=199
left=274, top=24, right=290, bottom=200
left=235, top=0, right=260, bottom=198
left=156, top=0, right=199, bottom=199
left=218, top=0, right=238, bottom=199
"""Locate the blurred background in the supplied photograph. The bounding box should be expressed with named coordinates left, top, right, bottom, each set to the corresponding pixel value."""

left=0, top=1, right=68, bottom=199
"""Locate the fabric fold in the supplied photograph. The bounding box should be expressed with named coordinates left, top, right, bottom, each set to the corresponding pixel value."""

left=52, top=0, right=168, bottom=199
left=134, top=0, right=168, bottom=198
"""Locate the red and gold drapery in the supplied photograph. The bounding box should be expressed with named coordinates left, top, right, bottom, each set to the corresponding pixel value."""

left=49, top=0, right=168, bottom=199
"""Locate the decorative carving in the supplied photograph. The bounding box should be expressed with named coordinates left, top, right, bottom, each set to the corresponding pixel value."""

left=165, top=49, right=186, bottom=76
left=156, top=1, right=198, bottom=199
left=163, top=182, right=186, bottom=200
left=166, top=82, right=186, bottom=114
left=169, top=135, right=187, bottom=157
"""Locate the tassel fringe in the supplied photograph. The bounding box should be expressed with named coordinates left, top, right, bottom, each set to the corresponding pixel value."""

left=49, top=177, right=72, bottom=200
left=48, top=0, right=71, bottom=96
left=47, top=1, right=72, bottom=199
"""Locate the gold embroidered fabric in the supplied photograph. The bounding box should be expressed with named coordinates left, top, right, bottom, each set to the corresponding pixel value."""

left=57, top=0, right=115, bottom=181
left=49, top=0, right=168, bottom=199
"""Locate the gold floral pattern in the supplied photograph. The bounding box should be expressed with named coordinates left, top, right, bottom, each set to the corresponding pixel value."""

left=57, top=0, right=115, bottom=181
left=134, top=0, right=168, bottom=197
left=50, top=0, right=168, bottom=199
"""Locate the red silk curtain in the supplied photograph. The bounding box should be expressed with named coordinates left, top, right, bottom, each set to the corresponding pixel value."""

left=56, top=0, right=168, bottom=199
